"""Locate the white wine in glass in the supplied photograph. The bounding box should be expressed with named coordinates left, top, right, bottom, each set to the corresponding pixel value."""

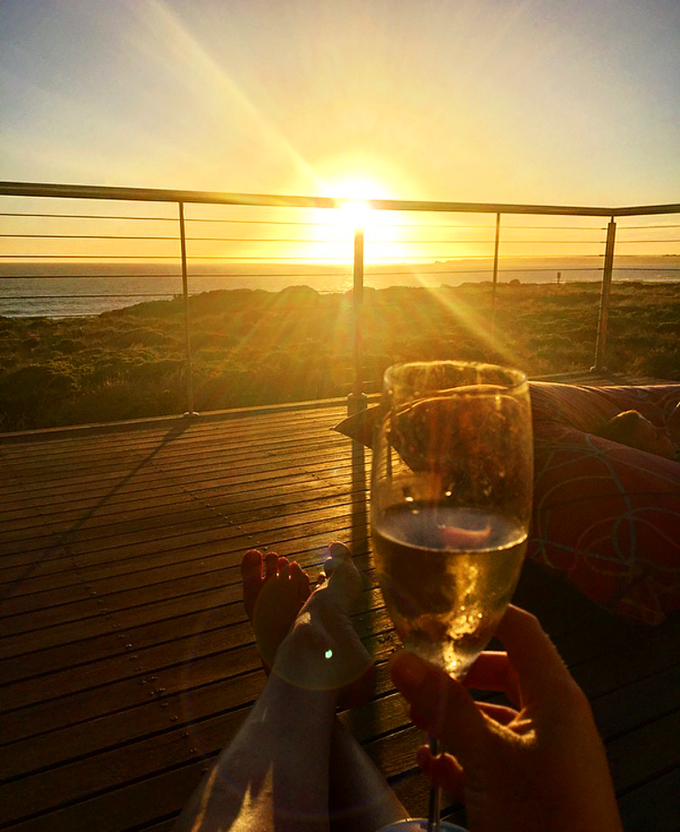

left=372, top=361, right=533, bottom=832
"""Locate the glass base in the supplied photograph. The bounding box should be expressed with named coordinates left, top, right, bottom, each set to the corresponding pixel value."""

left=378, top=820, right=468, bottom=831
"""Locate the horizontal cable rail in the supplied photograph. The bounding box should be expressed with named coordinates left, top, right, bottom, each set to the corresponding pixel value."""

left=2, top=234, right=628, bottom=243
left=1, top=180, right=679, bottom=423
left=2, top=179, right=679, bottom=215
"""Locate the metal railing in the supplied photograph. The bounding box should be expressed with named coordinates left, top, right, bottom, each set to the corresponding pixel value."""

left=1, top=180, right=679, bottom=420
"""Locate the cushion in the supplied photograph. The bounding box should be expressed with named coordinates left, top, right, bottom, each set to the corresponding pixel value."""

left=529, top=383, right=680, bottom=626
left=334, top=382, right=680, bottom=625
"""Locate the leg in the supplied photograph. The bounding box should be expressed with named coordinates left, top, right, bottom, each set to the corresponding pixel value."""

left=328, top=718, right=409, bottom=832
left=174, top=544, right=407, bottom=832
left=243, top=546, right=408, bottom=830
left=174, top=654, right=337, bottom=831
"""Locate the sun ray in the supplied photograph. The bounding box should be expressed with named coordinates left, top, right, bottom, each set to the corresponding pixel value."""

left=127, top=0, right=321, bottom=190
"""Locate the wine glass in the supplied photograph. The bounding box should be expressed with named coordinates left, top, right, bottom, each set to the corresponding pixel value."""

left=371, top=361, right=533, bottom=832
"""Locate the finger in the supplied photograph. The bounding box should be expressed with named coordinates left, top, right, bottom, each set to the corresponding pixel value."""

left=416, top=746, right=466, bottom=801
left=464, top=652, right=521, bottom=705
left=390, top=651, right=489, bottom=762
left=494, top=605, right=571, bottom=699
left=476, top=701, right=520, bottom=726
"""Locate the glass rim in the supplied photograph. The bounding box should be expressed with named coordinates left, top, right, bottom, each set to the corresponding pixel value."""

left=383, top=360, right=528, bottom=394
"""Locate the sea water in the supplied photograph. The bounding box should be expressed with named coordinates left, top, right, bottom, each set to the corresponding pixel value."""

left=1, top=262, right=678, bottom=318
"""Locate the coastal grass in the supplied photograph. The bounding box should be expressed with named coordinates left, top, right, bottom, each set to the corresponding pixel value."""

left=1, top=281, right=678, bottom=432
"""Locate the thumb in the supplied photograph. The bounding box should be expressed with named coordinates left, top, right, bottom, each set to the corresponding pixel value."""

left=390, top=651, right=490, bottom=765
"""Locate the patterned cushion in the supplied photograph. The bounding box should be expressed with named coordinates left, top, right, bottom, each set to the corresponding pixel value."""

left=334, top=383, right=680, bottom=625
left=529, top=383, right=680, bottom=625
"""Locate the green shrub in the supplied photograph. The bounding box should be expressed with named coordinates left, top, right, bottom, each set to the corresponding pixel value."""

left=1, top=282, right=678, bottom=431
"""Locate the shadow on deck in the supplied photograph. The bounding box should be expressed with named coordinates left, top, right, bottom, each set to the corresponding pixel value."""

left=0, top=374, right=678, bottom=831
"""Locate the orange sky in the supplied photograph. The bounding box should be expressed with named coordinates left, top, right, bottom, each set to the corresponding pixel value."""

left=2, top=1, right=679, bottom=204
left=1, top=0, right=678, bottom=264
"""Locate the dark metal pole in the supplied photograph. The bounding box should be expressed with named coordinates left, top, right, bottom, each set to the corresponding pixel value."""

left=348, top=228, right=367, bottom=415
left=592, top=217, right=617, bottom=373
left=491, top=213, right=501, bottom=335
left=178, top=202, right=196, bottom=415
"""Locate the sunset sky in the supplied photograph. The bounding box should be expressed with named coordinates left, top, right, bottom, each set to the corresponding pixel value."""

left=2, top=0, right=679, bottom=210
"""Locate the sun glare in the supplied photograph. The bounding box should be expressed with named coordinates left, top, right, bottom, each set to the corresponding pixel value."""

left=323, top=174, right=390, bottom=202
left=324, top=174, right=388, bottom=232
left=307, top=173, right=401, bottom=264
left=337, top=198, right=373, bottom=233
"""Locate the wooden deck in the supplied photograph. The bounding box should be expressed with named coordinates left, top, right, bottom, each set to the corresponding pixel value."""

left=1, top=397, right=679, bottom=831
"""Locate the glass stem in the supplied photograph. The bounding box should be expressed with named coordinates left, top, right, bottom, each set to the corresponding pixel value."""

left=427, top=735, right=442, bottom=832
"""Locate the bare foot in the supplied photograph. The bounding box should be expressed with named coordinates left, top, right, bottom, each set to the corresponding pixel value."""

left=241, top=549, right=311, bottom=671
left=274, top=542, right=376, bottom=708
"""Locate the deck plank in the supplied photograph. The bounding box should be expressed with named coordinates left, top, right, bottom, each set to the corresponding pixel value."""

left=1, top=392, right=678, bottom=831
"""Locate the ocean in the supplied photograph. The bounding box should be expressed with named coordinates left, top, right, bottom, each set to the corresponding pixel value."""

left=1, top=259, right=679, bottom=318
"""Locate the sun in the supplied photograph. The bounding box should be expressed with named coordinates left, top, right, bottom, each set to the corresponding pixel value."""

left=322, top=174, right=390, bottom=232
left=299, top=156, right=418, bottom=263
left=306, top=174, right=396, bottom=262
left=333, top=198, right=372, bottom=234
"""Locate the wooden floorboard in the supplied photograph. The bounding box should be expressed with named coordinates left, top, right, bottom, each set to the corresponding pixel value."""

left=1, top=385, right=679, bottom=831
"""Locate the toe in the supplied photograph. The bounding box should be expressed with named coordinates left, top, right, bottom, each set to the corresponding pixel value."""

left=264, top=551, right=279, bottom=579
left=241, top=549, right=264, bottom=621
left=328, top=541, right=351, bottom=560
left=277, top=557, right=290, bottom=580
left=290, top=561, right=311, bottom=602
left=323, top=541, right=352, bottom=577
left=321, top=541, right=363, bottom=605
left=241, top=549, right=263, bottom=581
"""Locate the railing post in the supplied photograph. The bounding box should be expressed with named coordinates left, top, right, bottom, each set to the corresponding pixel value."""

left=178, top=202, right=197, bottom=416
left=491, top=212, right=501, bottom=335
left=348, top=228, right=367, bottom=415
left=591, top=217, right=617, bottom=373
